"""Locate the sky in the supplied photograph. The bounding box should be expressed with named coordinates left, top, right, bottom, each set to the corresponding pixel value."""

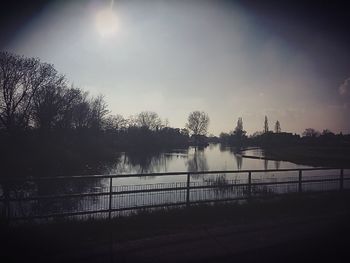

left=1, top=0, right=350, bottom=135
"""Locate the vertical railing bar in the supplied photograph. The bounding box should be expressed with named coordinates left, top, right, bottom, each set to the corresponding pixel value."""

left=109, top=177, right=113, bottom=220
left=298, top=170, right=302, bottom=193
left=340, top=168, right=344, bottom=191
left=108, top=176, right=114, bottom=263
left=248, top=171, right=252, bottom=198
left=186, top=173, right=190, bottom=207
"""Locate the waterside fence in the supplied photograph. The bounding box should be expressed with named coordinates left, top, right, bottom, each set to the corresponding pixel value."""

left=1, top=168, right=349, bottom=224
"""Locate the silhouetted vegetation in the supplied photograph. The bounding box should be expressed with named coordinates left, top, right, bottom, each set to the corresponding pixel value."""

left=2, top=51, right=350, bottom=176
left=186, top=111, right=210, bottom=146
left=219, top=117, right=247, bottom=147
left=0, top=52, right=194, bottom=177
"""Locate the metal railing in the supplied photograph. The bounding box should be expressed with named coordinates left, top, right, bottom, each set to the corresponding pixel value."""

left=0, top=167, right=349, bottom=223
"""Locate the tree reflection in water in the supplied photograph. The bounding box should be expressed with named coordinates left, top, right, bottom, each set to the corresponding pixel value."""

left=103, top=150, right=188, bottom=176
left=187, top=147, right=209, bottom=175
left=264, top=159, right=269, bottom=170
left=232, top=148, right=243, bottom=170
left=275, top=160, right=281, bottom=170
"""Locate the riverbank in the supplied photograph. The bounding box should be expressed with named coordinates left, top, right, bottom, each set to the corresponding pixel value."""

left=2, top=190, right=350, bottom=262
left=261, top=145, right=350, bottom=168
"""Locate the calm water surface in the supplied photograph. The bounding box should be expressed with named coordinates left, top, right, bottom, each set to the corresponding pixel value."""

left=6, top=144, right=348, bottom=220
left=99, top=144, right=313, bottom=186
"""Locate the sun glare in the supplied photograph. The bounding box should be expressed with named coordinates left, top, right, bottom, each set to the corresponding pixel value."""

left=95, top=8, right=118, bottom=38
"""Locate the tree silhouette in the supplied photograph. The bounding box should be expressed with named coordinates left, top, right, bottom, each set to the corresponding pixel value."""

left=0, top=51, right=64, bottom=132
left=32, top=83, right=66, bottom=131
left=88, top=94, right=109, bottom=130
left=303, top=128, right=320, bottom=137
left=234, top=117, right=246, bottom=138
left=186, top=111, right=209, bottom=136
left=264, top=116, right=269, bottom=133
left=136, top=111, right=162, bottom=130
left=275, top=120, right=281, bottom=133
left=103, top=114, right=127, bottom=131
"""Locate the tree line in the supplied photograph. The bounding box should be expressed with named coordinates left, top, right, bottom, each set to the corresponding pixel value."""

left=1, top=51, right=349, bottom=175
left=0, top=51, right=210, bottom=138
left=0, top=52, right=213, bottom=174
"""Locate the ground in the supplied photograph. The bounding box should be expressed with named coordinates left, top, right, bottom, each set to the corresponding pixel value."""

left=1, top=191, right=350, bottom=262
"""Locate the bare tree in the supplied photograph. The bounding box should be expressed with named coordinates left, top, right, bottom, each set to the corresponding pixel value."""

left=32, top=80, right=67, bottom=130
left=0, top=51, right=63, bottom=132
left=58, top=87, right=86, bottom=129
left=136, top=111, right=162, bottom=130
left=186, top=111, right=209, bottom=136
left=88, top=94, right=109, bottom=130
left=103, top=114, right=127, bottom=130
left=274, top=120, right=281, bottom=133
left=72, top=95, right=90, bottom=129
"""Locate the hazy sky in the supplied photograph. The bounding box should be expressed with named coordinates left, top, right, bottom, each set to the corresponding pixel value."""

left=1, top=0, right=350, bottom=135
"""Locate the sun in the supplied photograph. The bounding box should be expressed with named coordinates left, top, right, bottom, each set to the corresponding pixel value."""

left=95, top=8, right=118, bottom=38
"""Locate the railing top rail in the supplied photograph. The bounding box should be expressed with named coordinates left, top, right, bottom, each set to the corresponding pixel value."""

left=0, top=167, right=342, bottom=183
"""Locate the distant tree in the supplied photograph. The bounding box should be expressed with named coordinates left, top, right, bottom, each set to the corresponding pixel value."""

left=103, top=114, right=127, bottom=131
left=302, top=128, right=320, bottom=138
left=233, top=117, right=246, bottom=138
left=67, top=92, right=109, bottom=131
left=0, top=51, right=64, bottom=132
left=163, top=118, right=170, bottom=128
left=252, top=131, right=263, bottom=137
left=88, top=94, right=109, bottom=130
left=57, top=87, right=84, bottom=129
left=263, top=116, right=269, bottom=133
left=186, top=111, right=209, bottom=136
left=71, top=91, right=90, bottom=129
left=180, top=128, right=189, bottom=137
left=219, top=132, right=230, bottom=144
left=136, top=111, right=162, bottom=130
left=321, top=129, right=334, bottom=136
left=274, top=120, right=281, bottom=133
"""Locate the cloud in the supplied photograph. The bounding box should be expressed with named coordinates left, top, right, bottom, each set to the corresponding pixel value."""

left=339, top=77, right=350, bottom=95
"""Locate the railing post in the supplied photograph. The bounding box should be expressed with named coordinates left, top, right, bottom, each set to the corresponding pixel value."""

left=340, top=169, right=344, bottom=191
left=109, top=177, right=113, bottom=220
left=186, top=173, right=191, bottom=207
left=298, top=170, right=302, bottom=193
left=108, top=176, right=114, bottom=263
left=248, top=171, right=252, bottom=198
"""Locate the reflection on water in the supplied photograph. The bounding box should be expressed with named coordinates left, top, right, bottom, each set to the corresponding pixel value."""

left=187, top=148, right=209, bottom=173
left=275, top=160, right=281, bottom=170
left=4, top=144, right=347, bottom=222
left=103, top=144, right=310, bottom=176
left=264, top=159, right=269, bottom=171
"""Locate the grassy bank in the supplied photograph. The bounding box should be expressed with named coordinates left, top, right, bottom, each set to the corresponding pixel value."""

left=262, top=145, right=350, bottom=168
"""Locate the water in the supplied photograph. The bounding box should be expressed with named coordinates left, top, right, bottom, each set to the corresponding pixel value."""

left=4, top=144, right=349, bottom=221
left=99, top=144, right=312, bottom=186
left=105, top=144, right=312, bottom=175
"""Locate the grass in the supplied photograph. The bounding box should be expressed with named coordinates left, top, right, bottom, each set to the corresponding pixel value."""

left=1, top=190, right=350, bottom=262
left=263, top=145, right=350, bottom=168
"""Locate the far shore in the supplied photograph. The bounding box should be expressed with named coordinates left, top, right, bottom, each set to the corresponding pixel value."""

left=240, top=145, right=350, bottom=168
